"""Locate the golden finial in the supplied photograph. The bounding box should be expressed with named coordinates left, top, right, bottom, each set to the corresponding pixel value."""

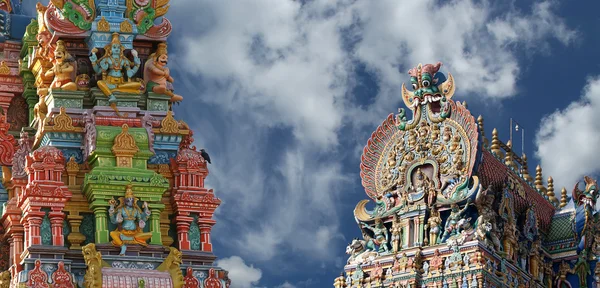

left=521, top=153, right=533, bottom=183
left=560, top=187, right=568, bottom=208
left=505, top=140, right=517, bottom=170
left=477, top=115, right=488, bottom=148
left=535, top=165, right=546, bottom=193
left=462, top=101, right=468, bottom=109
left=490, top=128, right=503, bottom=158
left=547, top=176, right=558, bottom=204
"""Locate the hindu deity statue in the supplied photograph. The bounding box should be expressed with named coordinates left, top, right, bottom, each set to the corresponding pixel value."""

left=108, top=184, right=153, bottom=255
left=502, top=218, right=518, bottom=262
left=144, top=42, right=183, bottom=103
left=43, top=40, right=77, bottom=92
left=390, top=214, right=403, bottom=253
left=556, top=261, right=573, bottom=288
left=410, top=168, right=436, bottom=206
left=529, top=240, right=541, bottom=280
left=425, top=206, right=442, bottom=245
left=441, top=199, right=472, bottom=242
left=361, top=219, right=389, bottom=253
left=89, top=32, right=142, bottom=104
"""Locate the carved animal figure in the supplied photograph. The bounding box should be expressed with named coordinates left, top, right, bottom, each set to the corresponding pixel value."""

left=345, top=238, right=378, bottom=265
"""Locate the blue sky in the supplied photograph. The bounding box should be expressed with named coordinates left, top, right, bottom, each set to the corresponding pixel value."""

left=164, top=1, right=600, bottom=287
left=17, top=0, right=600, bottom=287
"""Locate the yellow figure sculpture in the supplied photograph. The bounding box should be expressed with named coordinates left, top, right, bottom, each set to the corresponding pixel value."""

left=89, top=32, right=141, bottom=104
left=144, top=42, right=183, bottom=103
left=44, top=40, right=77, bottom=92
left=108, top=184, right=152, bottom=256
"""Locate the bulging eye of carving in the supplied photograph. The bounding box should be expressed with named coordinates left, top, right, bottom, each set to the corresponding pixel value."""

left=412, top=83, right=418, bottom=90
left=422, top=80, right=431, bottom=87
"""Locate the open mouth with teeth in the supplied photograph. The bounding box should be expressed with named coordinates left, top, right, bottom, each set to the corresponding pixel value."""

left=412, top=93, right=443, bottom=114
left=73, top=3, right=93, bottom=20
left=578, top=196, right=595, bottom=208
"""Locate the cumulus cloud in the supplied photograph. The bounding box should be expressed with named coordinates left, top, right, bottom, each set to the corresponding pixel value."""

left=535, top=76, right=600, bottom=194
left=216, top=256, right=262, bottom=288
left=168, top=0, right=576, bottom=275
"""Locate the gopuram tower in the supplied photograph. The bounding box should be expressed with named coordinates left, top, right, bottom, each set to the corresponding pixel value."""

left=0, top=0, right=230, bottom=287
left=335, top=62, right=600, bottom=287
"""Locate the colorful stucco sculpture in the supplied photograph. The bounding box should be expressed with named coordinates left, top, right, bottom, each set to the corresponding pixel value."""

left=0, top=1, right=230, bottom=287
left=335, top=62, right=600, bottom=288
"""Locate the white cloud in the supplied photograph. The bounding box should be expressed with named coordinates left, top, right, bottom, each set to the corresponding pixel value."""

left=168, top=0, right=576, bottom=273
left=216, top=256, right=262, bottom=288
left=275, top=282, right=296, bottom=288
left=535, top=76, right=600, bottom=194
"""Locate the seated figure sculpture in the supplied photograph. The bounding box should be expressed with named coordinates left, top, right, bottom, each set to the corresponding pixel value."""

left=44, top=40, right=77, bottom=92
left=108, top=184, right=152, bottom=255
left=89, top=32, right=142, bottom=104
left=144, top=42, right=183, bottom=103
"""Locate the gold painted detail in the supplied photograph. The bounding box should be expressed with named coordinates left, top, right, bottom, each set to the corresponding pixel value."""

left=0, top=61, right=10, bottom=75
left=376, top=118, right=470, bottom=200
left=120, top=20, right=133, bottom=33
left=112, top=124, right=140, bottom=168
left=98, top=17, right=110, bottom=32
left=157, top=247, right=184, bottom=287
left=159, top=111, right=179, bottom=134
left=53, top=106, right=76, bottom=131
left=82, top=243, right=105, bottom=288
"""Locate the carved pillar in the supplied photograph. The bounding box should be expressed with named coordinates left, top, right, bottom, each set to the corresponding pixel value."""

left=150, top=208, right=162, bottom=245
left=22, top=220, right=29, bottom=250
left=93, top=207, right=109, bottom=243
left=175, top=215, right=192, bottom=250
left=199, top=218, right=216, bottom=252
left=66, top=214, right=85, bottom=249
left=402, top=218, right=410, bottom=248
left=2, top=198, right=23, bottom=276
left=49, top=210, right=65, bottom=246
left=23, top=211, right=45, bottom=246
left=157, top=164, right=174, bottom=246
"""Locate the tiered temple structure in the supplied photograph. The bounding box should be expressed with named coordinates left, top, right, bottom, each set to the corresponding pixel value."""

left=0, top=0, right=230, bottom=287
left=334, top=62, right=600, bottom=288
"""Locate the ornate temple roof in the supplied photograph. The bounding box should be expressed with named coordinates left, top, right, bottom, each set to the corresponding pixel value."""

left=337, top=61, right=599, bottom=288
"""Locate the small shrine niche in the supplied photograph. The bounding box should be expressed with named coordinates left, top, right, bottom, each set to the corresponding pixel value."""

left=111, top=124, right=139, bottom=168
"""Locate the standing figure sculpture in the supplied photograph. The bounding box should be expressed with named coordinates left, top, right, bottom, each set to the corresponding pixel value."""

left=89, top=32, right=142, bottom=104
left=362, top=219, right=390, bottom=253
left=425, top=206, right=442, bottom=245
left=108, top=184, right=153, bottom=255
left=441, top=199, right=472, bottom=242
left=502, top=218, right=518, bottom=262
left=390, top=214, right=403, bottom=253
left=144, top=42, right=183, bottom=104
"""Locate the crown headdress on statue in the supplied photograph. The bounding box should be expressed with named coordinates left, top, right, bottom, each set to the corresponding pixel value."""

left=111, top=32, right=121, bottom=45
left=408, top=62, right=442, bottom=82
left=124, top=184, right=134, bottom=198
left=156, top=43, right=167, bottom=57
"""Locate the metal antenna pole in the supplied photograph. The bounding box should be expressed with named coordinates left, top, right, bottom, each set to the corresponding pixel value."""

left=509, top=118, right=513, bottom=145
left=522, top=127, right=525, bottom=155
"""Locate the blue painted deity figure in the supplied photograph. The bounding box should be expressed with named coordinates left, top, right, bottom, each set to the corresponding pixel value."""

left=108, top=184, right=152, bottom=255
left=89, top=32, right=142, bottom=104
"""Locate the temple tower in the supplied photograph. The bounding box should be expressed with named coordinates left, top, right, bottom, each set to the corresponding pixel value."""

left=0, top=1, right=230, bottom=287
